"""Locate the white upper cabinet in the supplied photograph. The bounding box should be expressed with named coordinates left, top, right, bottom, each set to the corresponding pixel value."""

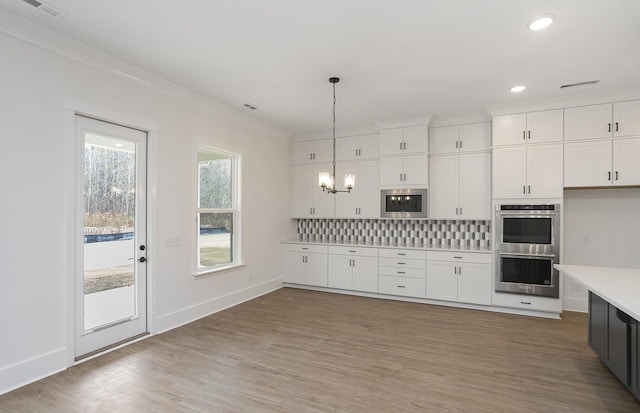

left=492, top=144, right=563, bottom=199
left=335, top=160, right=380, bottom=218
left=336, top=133, right=381, bottom=161
left=381, top=125, right=428, bottom=155
left=613, top=100, right=640, bottom=137
left=291, top=139, right=333, bottom=164
left=565, top=137, right=640, bottom=187
left=492, top=109, right=563, bottom=146
left=381, top=154, right=429, bottom=187
left=564, top=103, right=613, bottom=141
left=290, top=163, right=335, bottom=218
left=430, top=152, right=490, bottom=219
left=564, top=100, right=640, bottom=141
left=430, top=122, right=491, bottom=154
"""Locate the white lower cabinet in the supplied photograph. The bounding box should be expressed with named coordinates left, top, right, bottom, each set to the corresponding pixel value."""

left=378, top=248, right=427, bottom=298
left=328, top=246, right=379, bottom=293
left=282, top=244, right=328, bottom=287
left=426, top=251, right=492, bottom=305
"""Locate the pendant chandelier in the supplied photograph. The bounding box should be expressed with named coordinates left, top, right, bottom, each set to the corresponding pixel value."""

left=319, top=77, right=355, bottom=194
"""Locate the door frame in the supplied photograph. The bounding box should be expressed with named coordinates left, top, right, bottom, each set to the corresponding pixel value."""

left=65, top=103, right=158, bottom=365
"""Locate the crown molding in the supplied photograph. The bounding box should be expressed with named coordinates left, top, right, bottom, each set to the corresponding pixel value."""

left=486, top=87, right=640, bottom=116
left=0, top=9, right=291, bottom=140
left=374, top=114, right=434, bottom=130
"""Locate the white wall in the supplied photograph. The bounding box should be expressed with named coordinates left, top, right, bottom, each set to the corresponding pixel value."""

left=562, top=188, right=640, bottom=311
left=0, top=15, right=295, bottom=394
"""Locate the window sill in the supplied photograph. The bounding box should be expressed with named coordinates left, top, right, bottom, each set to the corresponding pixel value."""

left=193, top=263, right=246, bottom=279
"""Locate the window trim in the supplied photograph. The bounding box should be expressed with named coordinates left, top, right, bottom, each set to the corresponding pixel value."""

left=194, top=145, right=241, bottom=277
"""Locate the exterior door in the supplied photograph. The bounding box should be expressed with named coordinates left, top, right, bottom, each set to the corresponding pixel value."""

left=75, top=115, right=148, bottom=359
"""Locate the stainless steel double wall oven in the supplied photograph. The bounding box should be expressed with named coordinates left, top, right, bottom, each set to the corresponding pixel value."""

left=495, top=204, right=561, bottom=298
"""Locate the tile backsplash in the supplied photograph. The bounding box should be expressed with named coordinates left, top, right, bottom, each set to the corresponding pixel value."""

left=297, top=219, right=491, bottom=247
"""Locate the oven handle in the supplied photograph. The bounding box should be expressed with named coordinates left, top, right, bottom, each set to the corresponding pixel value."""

left=498, top=253, right=557, bottom=259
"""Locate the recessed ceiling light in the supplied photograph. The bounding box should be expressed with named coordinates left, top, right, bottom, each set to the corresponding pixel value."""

left=529, top=15, right=554, bottom=31
left=510, top=85, right=526, bottom=93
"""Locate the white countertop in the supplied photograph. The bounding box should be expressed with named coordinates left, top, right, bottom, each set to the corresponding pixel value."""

left=555, top=264, right=640, bottom=321
left=282, top=239, right=492, bottom=253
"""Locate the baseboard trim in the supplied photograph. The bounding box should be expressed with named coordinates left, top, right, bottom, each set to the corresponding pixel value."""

left=562, top=296, right=588, bottom=313
left=0, top=347, right=67, bottom=396
left=155, top=278, right=283, bottom=334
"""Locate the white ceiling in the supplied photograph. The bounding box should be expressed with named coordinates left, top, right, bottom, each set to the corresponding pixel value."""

left=2, top=0, right=640, bottom=136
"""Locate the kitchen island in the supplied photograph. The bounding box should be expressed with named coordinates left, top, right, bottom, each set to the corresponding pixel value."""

left=555, top=264, right=640, bottom=402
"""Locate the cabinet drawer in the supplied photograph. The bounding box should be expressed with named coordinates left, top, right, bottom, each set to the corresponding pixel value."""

left=329, top=246, right=378, bottom=257
left=379, top=276, right=426, bottom=298
left=492, top=293, right=561, bottom=312
left=428, top=251, right=492, bottom=264
left=379, top=257, right=426, bottom=270
left=379, top=248, right=427, bottom=260
left=283, top=243, right=328, bottom=254
left=379, top=266, right=426, bottom=279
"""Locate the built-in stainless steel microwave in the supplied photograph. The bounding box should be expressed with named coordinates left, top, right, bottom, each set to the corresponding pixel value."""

left=380, top=188, right=428, bottom=218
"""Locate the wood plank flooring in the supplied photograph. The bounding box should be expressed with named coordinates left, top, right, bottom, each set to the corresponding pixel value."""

left=2, top=288, right=639, bottom=412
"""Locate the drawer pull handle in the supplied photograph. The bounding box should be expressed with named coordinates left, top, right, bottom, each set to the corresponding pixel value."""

left=397, top=285, right=406, bottom=288
left=397, top=262, right=406, bottom=265
left=397, top=271, right=405, bottom=274
left=397, top=253, right=406, bottom=256
left=520, top=301, right=531, bottom=305
left=453, top=256, right=462, bottom=259
left=302, top=247, right=309, bottom=250
left=348, top=250, right=356, bottom=253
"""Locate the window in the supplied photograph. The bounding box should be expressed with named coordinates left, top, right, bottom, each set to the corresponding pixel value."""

left=196, top=147, right=240, bottom=274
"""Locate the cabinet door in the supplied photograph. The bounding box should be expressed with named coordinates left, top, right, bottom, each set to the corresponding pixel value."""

left=291, top=141, right=314, bottom=164
left=352, top=256, right=378, bottom=293
left=403, top=125, right=429, bottom=153
left=526, top=144, right=563, bottom=198
left=426, top=261, right=458, bottom=301
left=380, top=156, right=404, bottom=186
left=305, top=252, right=328, bottom=287
left=312, top=163, right=335, bottom=218
left=492, top=146, right=526, bottom=199
left=633, top=321, right=640, bottom=399
left=282, top=251, right=306, bottom=284
left=429, top=126, right=459, bottom=155
left=588, top=292, right=607, bottom=360
left=492, top=113, right=527, bottom=146
left=402, top=155, right=429, bottom=186
left=291, top=164, right=313, bottom=217
left=564, top=104, right=613, bottom=141
left=312, top=139, right=334, bottom=163
left=614, top=100, right=640, bottom=137
left=457, top=262, right=491, bottom=305
left=334, top=162, right=359, bottom=218
left=429, top=154, right=459, bottom=219
left=607, top=305, right=630, bottom=385
left=613, top=137, right=640, bottom=186
left=336, top=136, right=359, bottom=161
left=358, top=134, right=381, bottom=159
left=357, top=160, right=381, bottom=218
left=459, top=152, right=491, bottom=219
left=380, top=128, right=404, bottom=156
left=459, top=123, right=491, bottom=152
left=564, top=140, right=612, bottom=187
left=526, top=109, right=564, bottom=143
left=328, top=255, right=353, bottom=289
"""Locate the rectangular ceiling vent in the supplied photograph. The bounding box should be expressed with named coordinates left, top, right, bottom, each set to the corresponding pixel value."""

left=560, top=80, right=600, bottom=89
left=21, top=0, right=67, bottom=18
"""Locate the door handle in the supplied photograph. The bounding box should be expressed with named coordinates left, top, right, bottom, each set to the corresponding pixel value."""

left=608, top=123, right=611, bottom=133
left=615, top=171, right=619, bottom=181
left=138, top=257, right=147, bottom=263
left=615, top=122, right=619, bottom=132
left=608, top=171, right=611, bottom=181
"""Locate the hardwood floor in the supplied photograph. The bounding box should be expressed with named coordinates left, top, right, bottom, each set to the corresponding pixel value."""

left=2, top=288, right=639, bottom=412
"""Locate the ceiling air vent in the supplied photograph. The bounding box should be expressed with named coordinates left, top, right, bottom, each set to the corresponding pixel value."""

left=21, top=0, right=67, bottom=18
left=560, top=80, right=599, bottom=89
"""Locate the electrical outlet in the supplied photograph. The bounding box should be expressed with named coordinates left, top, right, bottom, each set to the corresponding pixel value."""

left=583, top=235, right=592, bottom=243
